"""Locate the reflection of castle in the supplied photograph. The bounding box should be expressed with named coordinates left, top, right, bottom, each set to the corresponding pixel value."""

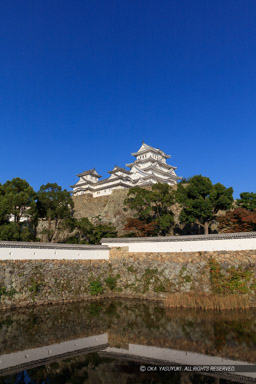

left=71, top=142, right=181, bottom=197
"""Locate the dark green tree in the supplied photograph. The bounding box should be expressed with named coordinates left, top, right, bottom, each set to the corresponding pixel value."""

left=0, top=223, right=20, bottom=241
left=176, top=175, right=234, bottom=234
left=3, top=178, right=36, bottom=225
left=0, top=183, right=9, bottom=225
left=0, top=222, right=34, bottom=241
left=237, top=192, right=256, bottom=212
left=65, top=217, right=117, bottom=244
left=124, top=183, right=175, bottom=235
left=37, top=183, right=74, bottom=241
left=124, top=186, right=152, bottom=221
left=0, top=178, right=37, bottom=241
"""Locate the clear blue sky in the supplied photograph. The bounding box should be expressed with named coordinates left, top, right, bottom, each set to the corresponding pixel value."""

left=1, top=0, right=255, bottom=197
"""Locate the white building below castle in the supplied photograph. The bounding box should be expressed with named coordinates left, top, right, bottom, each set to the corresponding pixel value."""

left=71, top=142, right=182, bottom=197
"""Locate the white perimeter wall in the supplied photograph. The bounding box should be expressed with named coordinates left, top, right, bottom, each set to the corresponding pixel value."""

left=0, top=243, right=109, bottom=260
left=1, top=233, right=256, bottom=260
left=102, top=234, right=256, bottom=253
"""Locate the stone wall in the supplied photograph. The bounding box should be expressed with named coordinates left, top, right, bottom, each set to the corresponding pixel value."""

left=73, top=189, right=132, bottom=233
left=0, top=248, right=256, bottom=309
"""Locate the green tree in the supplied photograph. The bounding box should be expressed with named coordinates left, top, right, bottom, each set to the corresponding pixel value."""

left=124, top=183, right=175, bottom=235
left=124, top=186, right=152, bottom=221
left=0, top=222, right=34, bottom=241
left=0, top=223, right=20, bottom=241
left=237, top=192, right=256, bottom=212
left=176, top=175, right=233, bottom=234
left=37, top=183, right=74, bottom=241
left=0, top=184, right=9, bottom=225
left=0, top=178, right=37, bottom=241
left=3, top=178, right=36, bottom=225
left=150, top=183, right=175, bottom=234
left=65, top=217, right=117, bottom=244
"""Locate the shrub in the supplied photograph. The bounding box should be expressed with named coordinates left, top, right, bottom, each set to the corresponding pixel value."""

left=0, top=286, right=16, bottom=298
left=105, top=276, right=118, bottom=290
left=89, top=280, right=103, bottom=295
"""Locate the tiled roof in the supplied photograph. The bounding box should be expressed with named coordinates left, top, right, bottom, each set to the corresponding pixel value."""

left=102, top=231, right=256, bottom=243
left=97, top=175, right=133, bottom=185
left=126, top=157, right=176, bottom=169
left=73, top=179, right=135, bottom=194
left=131, top=142, right=170, bottom=158
left=70, top=180, right=94, bottom=188
left=77, top=168, right=102, bottom=178
left=72, top=174, right=134, bottom=189
left=108, top=166, right=132, bottom=175
left=135, top=174, right=177, bottom=184
left=142, top=165, right=176, bottom=177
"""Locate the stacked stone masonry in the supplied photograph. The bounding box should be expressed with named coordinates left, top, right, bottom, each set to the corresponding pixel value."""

left=0, top=248, right=256, bottom=309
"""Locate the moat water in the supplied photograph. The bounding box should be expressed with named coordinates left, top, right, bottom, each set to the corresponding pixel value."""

left=0, top=299, right=255, bottom=383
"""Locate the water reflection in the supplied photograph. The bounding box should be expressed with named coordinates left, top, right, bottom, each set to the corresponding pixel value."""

left=0, top=300, right=255, bottom=383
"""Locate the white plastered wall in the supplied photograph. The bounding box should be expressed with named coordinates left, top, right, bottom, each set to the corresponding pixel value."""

left=0, top=246, right=109, bottom=260
left=102, top=237, right=256, bottom=253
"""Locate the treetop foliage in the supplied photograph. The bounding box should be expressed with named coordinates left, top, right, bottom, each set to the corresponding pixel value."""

left=2, top=177, right=36, bottom=224
left=37, top=183, right=74, bottom=221
left=218, top=208, right=256, bottom=233
left=124, top=183, right=175, bottom=236
left=237, top=192, right=256, bottom=212
left=0, top=178, right=37, bottom=241
left=176, top=175, right=234, bottom=234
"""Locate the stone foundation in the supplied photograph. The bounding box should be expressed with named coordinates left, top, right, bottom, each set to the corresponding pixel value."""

left=73, top=189, right=132, bottom=234
left=0, top=248, right=255, bottom=309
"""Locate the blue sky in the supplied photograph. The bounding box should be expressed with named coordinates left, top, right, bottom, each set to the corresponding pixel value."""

left=0, top=0, right=255, bottom=197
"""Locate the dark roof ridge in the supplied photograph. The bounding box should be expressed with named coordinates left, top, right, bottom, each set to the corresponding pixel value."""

left=102, top=231, right=256, bottom=243
left=142, top=165, right=177, bottom=176
left=108, top=166, right=131, bottom=175
left=77, top=168, right=102, bottom=178
left=131, top=144, right=170, bottom=159
left=126, top=157, right=176, bottom=169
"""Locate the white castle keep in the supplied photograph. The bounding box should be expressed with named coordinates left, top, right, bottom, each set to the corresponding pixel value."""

left=71, top=142, right=181, bottom=197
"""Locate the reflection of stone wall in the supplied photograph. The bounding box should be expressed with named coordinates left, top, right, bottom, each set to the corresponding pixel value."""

left=1, top=300, right=256, bottom=364
left=0, top=301, right=109, bottom=354
left=108, top=303, right=256, bottom=363
left=0, top=248, right=255, bottom=309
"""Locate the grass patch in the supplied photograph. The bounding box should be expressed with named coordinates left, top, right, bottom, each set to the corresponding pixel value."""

left=0, top=286, right=16, bottom=298
left=164, top=292, right=251, bottom=310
